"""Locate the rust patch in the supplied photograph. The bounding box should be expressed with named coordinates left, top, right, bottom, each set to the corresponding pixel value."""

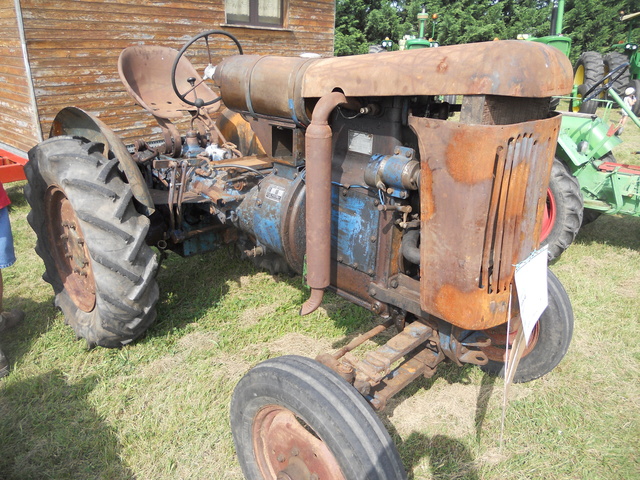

left=411, top=113, right=561, bottom=330
left=437, top=58, right=448, bottom=73
left=434, top=284, right=511, bottom=331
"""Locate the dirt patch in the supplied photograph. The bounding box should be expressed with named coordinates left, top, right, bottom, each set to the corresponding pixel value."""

left=389, top=382, right=485, bottom=438
left=177, top=331, right=220, bottom=351
left=388, top=379, right=533, bottom=440
left=265, top=332, right=333, bottom=358
left=237, top=271, right=273, bottom=288
left=238, top=304, right=279, bottom=328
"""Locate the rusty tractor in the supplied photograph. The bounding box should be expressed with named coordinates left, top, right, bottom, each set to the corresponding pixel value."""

left=25, top=31, right=574, bottom=479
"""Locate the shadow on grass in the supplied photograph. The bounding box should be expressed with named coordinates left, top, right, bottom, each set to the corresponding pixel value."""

left=5, top=182, right=28, bottom=209
left=0, top=295, right=60, bottom=374
left=0, top=370, right=134, bottom=480
left=379, top=367, right=498, bottom=478
left=146, top=245, right=378, bottom=342
left=386, top=416, right=480, bottom=480
left=575, top=214, right=640, bottom=252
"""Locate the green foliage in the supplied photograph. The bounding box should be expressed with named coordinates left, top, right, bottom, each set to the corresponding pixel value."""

left=563, top=0, right=638, bottom=63
left=335, top=0, right=640, bottom=64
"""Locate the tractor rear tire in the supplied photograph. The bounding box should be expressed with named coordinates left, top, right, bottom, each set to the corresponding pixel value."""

left=572, top=51, right=603, bottom=114
left=231, top=355, right=406, bottom=480
left=25, top=136, right=159, bottom=348
left=603, top=52, right=631, bottom=99
left=540, top=158, right=584, bottom=262
left=630, top=79, right=640, bottom=116
left=480, top=270, right=573, bottom=383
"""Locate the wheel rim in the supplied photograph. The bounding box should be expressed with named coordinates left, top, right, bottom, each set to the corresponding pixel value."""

left=45, top=186, right=96, bottom=312
left=571, top=92, right=583, bottom=112
left=540, top=187, right=556, bottom=242
left=481, top=321, right=540, bottom=362
left=252, top=405, right=346, bottom=480
left=573, top=64, right=584, bottom=86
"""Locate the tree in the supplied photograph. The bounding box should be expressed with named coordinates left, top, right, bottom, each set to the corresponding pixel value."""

left=334, top=0, right=640, bottom=63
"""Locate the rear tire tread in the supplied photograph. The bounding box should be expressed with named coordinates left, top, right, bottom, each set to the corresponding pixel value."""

left=542, top=158, right=583, bottom=261
left=25, top=136, right=159, bottom=347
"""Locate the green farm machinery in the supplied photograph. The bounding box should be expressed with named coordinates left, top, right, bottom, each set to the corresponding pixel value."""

left=521, top=1, right=640, bottom=260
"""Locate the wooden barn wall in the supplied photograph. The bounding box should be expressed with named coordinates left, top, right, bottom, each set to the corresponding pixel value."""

left=20, top=0, right=335, bottom=147
left=0, top=0, right=39, bottom=153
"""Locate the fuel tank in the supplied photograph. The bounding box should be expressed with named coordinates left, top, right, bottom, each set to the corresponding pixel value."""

left=213, top=40, right=573, bottom=125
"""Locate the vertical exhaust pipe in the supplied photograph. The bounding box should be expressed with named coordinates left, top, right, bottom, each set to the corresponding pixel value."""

left=300, top=91, right=357, bottom=316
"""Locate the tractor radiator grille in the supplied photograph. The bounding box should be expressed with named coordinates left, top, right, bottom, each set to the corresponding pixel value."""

left=409, top=113, right=560, bottom=330
left=480, top=134, right=538, bottom=295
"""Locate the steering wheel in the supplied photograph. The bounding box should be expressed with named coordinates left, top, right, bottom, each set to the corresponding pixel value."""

left=171, top=30, right=243, bottom=108
left=582, top=62, right=630, bottom=102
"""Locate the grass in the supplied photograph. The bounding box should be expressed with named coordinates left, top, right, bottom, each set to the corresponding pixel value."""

left=0, top=109, right=638, bottom=479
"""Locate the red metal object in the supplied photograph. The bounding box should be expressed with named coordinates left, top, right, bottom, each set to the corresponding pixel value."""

left=598, top=161, right=640, bottom=175
left=541, top=187, right=557, bottom=241
left=480, top=319, right=539, bottom=362
left=0, top=149, right=27, bottom=183
left=252, top=404, right=346, bottom=479
left=45, top=186, right=96, bottom=312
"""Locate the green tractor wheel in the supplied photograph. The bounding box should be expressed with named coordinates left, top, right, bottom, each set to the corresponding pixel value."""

left=603, top=52, right=631, bottom=99
left=571, top=51, right=604, bottom=114
left=630, top=79, right=640, bottom=116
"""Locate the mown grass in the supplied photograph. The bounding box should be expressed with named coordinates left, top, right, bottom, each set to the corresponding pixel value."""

left=0, top=110, right=638, bottom=479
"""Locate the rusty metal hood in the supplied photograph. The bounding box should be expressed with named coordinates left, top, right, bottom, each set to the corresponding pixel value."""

left=301, top=40, right=572, bottom=99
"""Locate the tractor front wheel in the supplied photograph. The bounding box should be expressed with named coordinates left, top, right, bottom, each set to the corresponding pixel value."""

left=480, top=270, right=573, bottom=383
left=231, top=355, right=406, bottom=480
left=25, top=136, right=159, bottom=348
left=540, top=158, right=584, bottom=262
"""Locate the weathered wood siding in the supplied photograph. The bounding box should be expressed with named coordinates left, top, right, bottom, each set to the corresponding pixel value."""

left=17, top=0, right=335, bottom=148
left=0, top=0, right=39, bottom=152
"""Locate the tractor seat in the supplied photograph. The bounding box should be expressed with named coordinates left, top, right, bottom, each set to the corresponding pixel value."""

left=118, top=45, right=219, bottom=119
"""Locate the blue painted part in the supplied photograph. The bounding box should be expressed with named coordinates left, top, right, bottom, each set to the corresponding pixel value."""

left=253, top=197, right=285, bottom=254
left=382, top=156, right=410, bottom=189
left=330, top=185, right=379, bottom=275
left=235, top=175, right=291, bottom=255
left=366, top=147, right=415, bottom=199
left=182, top=143, right=204, bottom=158
left=180, top=224, right=222, bottom=257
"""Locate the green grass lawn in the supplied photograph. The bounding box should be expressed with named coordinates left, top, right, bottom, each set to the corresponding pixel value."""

left=0, top=112, right=638, bottom=479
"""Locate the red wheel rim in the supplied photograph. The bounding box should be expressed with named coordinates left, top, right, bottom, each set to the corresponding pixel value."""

left=252, top=405, right=346, bottom=480
left=540, top=187, right=556, bottom=242
left=45, top=186, right=96, bottom=312
left=481, top=322, right=540, bottom=362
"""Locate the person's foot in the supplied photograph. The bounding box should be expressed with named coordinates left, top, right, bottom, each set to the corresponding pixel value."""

left=0, top=309, right=24, bottom=332
left=0, top=349, right=9, bottom=379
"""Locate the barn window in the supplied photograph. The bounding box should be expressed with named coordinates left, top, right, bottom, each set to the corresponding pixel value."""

left=226, top=0, right=283, bottom=27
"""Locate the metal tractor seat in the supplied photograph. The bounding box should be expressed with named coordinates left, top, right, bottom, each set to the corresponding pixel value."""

left=118, top=45, right=219, bottom=155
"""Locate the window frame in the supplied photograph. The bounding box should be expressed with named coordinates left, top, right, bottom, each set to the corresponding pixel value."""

left=225, top=0, right=285, bottom=28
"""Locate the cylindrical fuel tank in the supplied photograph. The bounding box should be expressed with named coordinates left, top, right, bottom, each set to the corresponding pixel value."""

left=214, top=55, right=316, bottom=125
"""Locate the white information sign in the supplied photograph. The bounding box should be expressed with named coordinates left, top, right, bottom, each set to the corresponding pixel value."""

left=514, top=246, right=549, bottom=345
left=347, top=130, right=374, bottom=155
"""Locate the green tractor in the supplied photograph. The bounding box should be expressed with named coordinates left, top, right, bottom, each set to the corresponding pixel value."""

left=572, top=10, right=640, bottom=115
left=404, top=7, right=440, bottom=50
left=522, top=1, right=640, bottom=261
left=541, top=84, right=640, bottom=261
